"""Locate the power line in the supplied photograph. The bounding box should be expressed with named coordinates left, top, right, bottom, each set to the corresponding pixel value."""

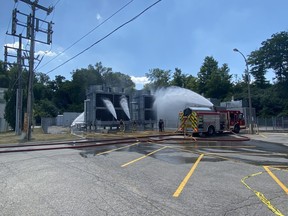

left=38, top=0, right=134, bottom=71
left=45, top=0, right=162, bottom=75
left=48, top=0, right=60, bottom=29
left=4, top=2, right=18, bottom=46
left=54, top=0, right=61, bottom=6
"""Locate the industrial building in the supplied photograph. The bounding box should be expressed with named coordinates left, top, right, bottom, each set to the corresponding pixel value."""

left=84, top=85, right=156, bottom=131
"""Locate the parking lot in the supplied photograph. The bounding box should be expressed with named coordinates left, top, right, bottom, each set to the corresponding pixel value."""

left=0, top=133, right=287, bottom=215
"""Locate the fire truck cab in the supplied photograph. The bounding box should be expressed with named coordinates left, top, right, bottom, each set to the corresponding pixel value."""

left=178, top=107, right=245, bottom=135
left=217, top=109, right=245, bottom=133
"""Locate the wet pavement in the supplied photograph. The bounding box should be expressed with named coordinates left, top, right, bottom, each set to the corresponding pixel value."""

left=0, top=132, right=287, bottom=215
left=79, top=133, right=288, bottom=167
left=245, top=132, right=288, bottom=146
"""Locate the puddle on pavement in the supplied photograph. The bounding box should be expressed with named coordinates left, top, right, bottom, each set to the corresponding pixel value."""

left=79, top=143, right=156, bottom=158
left=151, top=154, right=225, bottom=164
left=78, top=138, right=287, bottom=167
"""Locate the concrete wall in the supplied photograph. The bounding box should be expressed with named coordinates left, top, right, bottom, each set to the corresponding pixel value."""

left=56, top=115, right=63, bottom=126
left=41, top=117, right=56, bottom=134
left=63, top=112, right=81, bottom=127
left=41, top=112, right=81, bottom=133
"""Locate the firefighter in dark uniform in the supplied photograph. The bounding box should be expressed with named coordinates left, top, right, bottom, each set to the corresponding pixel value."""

left=158, top=119, right=164, bottom=132
left=119, top=119, right=125, bottom=133
left=132, top=120, right=137, bottom=132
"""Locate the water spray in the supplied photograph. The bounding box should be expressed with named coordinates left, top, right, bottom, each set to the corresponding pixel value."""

left=102, top=98, right=117, bottom=120
left=120, top=95, right=130, bottom=120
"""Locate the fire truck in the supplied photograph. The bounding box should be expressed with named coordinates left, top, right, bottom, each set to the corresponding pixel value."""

left=178, top=107, right=245, bottom=135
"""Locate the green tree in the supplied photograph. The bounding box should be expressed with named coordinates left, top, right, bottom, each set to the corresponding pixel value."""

left=197, top=57, right=232, bottom=100
left=252, top=85, right=283, bottom=117
left=34, top=72, right=53, bottom=102
left=170, top=68, right=186, bottom=87
left=34, top=99, right=59, bottom=124
left=210, top=63, right=232, bottom=100
left=231, top=74, right=247, bottom=102
left=67, top=64, right=104, bottom=111
left=197, top=56, right=219, bottom=95
left=0, top=61, right=10, bottom=88
left=2, top=64, right=29, bottom=130
left=248, top=31, right=288, bottom=84
left=184, top=75, right=198, bottom=91
left=53, top=80, right=73, bottom=113
left=94, top=62, right=112, bottom=76
left=48, top=75, right=66, bottom=92
left=102, top=71, right=135, bottom=89
left=247, top=49, right=269, bottom=88
left=247, top=31, right=288, bottom=115
left=4, top=88, right=16, bottom=129
left=145, top=68, right=171, bottom=90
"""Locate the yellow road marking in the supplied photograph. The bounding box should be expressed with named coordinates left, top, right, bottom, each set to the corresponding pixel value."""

left=152, top=143, right=251, bottom=164
left=96, top=142, right=139, bottom=156
left=121, top=146, right=167, bottom=167
left=153, top=143, right=255, bottom=150
left=152, top=143, right=284, bottom=168
left=190, top=145, right=256, bottom=148
left=241, top=172, right=284, bottom=216
left=209, top=152, right=286, bottom=156
left=153, top=142, right=255, bottom=149
left=259, top=133, right=268, bottom=138
left=263, top=166, right=288, bottom=195
left=173, top=154, right=204, bottom=197
left=268, top=165, right=288, bottom=170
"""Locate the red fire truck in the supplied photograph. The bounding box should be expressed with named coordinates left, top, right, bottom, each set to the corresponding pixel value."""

left=178, top=107, right=245, bottom=135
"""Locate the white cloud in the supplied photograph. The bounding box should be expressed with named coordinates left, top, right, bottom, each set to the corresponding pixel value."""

left=4, top=42, right=23, bottom=54
left=5, top=42, right=21, bottom=48
left=130, top=76, right=149, bottom=85
left=35, top=50, right=57, bottom=57
left=96, top=13, right=102, bottom=20
left=4, top=42, right=57, bottom=58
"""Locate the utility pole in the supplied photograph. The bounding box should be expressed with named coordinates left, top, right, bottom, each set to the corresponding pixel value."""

left=15, top=34, right=23, bottom=135
left=26, top=1, right=37, bottom=141
left=5, top=0, right=53, bottom=140
left=22, top=0, right=53, bottom=141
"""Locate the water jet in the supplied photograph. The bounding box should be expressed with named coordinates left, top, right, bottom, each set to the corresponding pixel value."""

left=102, top=98, right=117, bottom=120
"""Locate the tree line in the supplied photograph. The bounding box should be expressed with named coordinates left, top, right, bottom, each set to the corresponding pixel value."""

left=0, top=31, right=287, bottom=130
left=145, top=31, right=288, bottom=117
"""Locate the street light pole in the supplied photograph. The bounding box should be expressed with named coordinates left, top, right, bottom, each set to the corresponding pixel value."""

left=233, top=48, right=254, bottom=134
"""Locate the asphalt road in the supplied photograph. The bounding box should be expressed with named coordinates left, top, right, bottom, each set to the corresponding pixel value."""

left=0, top=133, right=287, bottom=216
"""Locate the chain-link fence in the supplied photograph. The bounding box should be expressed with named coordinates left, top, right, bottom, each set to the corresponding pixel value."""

left=0, top=117, right=9, bottom=132
left=256, top=117, right=288, bottom=132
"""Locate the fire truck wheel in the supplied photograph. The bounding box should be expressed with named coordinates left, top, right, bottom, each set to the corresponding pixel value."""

left=207, top=126, right=215, bottom=136
left=233, top=124, right=240, bottom=133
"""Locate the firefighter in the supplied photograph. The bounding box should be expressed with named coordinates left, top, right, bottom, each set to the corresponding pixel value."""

left=132, top=120, right=137, bottom=132
left=158, top=119, right=164, bottom=132
left=119, top=119, right=125, bottom=133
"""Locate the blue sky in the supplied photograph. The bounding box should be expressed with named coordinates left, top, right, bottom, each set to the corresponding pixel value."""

left=1, top=0, right=288, bottom=89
